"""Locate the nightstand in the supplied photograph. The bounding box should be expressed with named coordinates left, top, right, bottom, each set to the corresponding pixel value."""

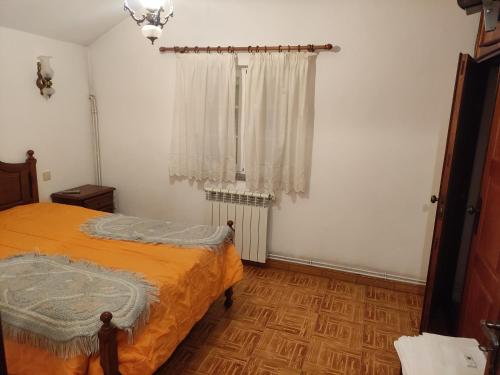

left=51, top=184, right=116, bottom=213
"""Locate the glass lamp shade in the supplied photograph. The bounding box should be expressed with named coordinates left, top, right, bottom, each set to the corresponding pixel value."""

left=164, top=0, right=173, bottom=13
left=140, top=0, right=164, bottom=11
left=141, top=25, right=162, bottom=43
left=38, top=56, right=54, bottom=80
left=42, top=86, right=55, bottom=98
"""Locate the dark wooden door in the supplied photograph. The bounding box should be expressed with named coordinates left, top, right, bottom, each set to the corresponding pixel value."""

left=420, top=53, right=487, bottom=333
left=459, top=71, right=500, bottom=346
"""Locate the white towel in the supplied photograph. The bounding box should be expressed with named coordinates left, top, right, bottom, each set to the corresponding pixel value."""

left=394, top=333, right=487, bottom=375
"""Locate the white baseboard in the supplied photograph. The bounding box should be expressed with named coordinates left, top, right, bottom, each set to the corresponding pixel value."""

left=267, top=253, right=426, bottom=285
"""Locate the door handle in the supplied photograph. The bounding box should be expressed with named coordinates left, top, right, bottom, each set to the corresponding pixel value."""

left=481, top=320, right=500, bottom=348
left=466, top=205, right=480, bottom=215
left=480, top=320, right=500, bottom=375
left=430, top=195, right=444, bottom=218
left=468, top=197, right=483, bottom=233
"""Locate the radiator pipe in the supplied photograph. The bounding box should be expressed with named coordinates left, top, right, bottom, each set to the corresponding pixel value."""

left=89, top=95, right=102, bottom=186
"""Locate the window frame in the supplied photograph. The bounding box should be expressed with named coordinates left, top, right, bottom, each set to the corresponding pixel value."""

left=235, top=64, right=248, bottom=181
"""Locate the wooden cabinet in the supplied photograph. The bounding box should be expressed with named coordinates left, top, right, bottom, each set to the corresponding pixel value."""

left=51, top=185, right=115, bottom=213
left=476, top=13, right=500, bottom=61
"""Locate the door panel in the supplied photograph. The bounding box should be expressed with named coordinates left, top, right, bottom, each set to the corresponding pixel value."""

left=478, top=173, right=500, bottom=268
left=421, top=54, right=471, bottom=332
left=459, top=72, right=500, bottom=347
left=460, top=259, right=496, bottom=340
left=420, top=53, right=487, bottom=333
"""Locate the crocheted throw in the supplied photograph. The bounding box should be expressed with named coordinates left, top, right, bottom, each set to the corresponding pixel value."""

left=81, top=214, right=232, bottom=250
left=0, top=253, right=158, bottom=358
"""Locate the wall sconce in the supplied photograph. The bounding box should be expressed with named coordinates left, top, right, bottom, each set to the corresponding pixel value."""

left=36, top=56, right=55, bottom=99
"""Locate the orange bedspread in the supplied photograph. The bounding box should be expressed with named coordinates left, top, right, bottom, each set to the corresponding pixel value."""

left=0, top=203, right=243, bottom=375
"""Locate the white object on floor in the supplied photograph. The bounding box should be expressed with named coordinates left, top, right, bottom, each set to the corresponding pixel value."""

left=394, top=333, right=487, bottom=375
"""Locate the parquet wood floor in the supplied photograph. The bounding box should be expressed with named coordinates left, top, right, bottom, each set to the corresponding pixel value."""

left=156, top=265, right=422, bottom=375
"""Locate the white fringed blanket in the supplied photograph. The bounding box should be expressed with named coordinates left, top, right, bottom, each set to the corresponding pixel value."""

left=81, top=214, right=233, bottom=250
left=0, top=253, right=158, bottom=358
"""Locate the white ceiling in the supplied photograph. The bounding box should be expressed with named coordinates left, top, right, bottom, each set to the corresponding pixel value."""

left=0, top=0, right=143, bottom=45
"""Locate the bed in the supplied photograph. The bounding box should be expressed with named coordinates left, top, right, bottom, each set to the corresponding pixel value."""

left=0, top=150, right=244, bottom=375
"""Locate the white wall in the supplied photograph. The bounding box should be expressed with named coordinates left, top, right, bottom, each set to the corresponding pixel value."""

left=89, top=0, right=479, bottom=281
left=0, top=26, right=94, bottom=201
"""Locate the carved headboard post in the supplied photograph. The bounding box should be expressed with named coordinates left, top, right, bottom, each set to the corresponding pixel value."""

left=26, top=150, right=39, bottom=203
left=0, top=150, right=40, bottom=211
left=98, top=312, right=121, bottom=375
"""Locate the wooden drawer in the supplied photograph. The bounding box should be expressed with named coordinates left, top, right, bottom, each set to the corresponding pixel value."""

left=99, top=204, right=115, bottom=213
left=51, top=197, right=81, bottom=206
left=83, top=192, right=114, bottom=210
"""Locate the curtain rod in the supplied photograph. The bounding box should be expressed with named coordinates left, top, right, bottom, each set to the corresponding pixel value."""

left=159, top=43, right=333, bottom=54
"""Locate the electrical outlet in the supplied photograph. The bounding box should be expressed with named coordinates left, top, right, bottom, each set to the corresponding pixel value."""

left=42, top=170, right=51, bottom=181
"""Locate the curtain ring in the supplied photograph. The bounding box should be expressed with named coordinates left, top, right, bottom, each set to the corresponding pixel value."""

left=183, top=46, right=188, bottom=53
left=256, top=46, right=260, bottom=53
left=264, top=46, right=267, bottom=53
left=307, top=44, right=314, bottom=52
left=248, top=46, right=252, bottom=53
left=194, top=46, right=199, bottom=53
left=298, top=45, right=301, bottom=52
left=217, top=46, right=222, bottom=54
left=207, top=46, right=211, bottom=54
left=278, top=45, right=282, bottom=53
left=287, top=45, right=291, bottom=52
left=227, top=46, right=231, bottom=53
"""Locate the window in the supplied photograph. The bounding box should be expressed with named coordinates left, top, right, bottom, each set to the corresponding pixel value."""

left=235, top=65, right=247, bottom=181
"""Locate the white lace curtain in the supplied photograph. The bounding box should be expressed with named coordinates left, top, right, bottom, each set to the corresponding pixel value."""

left=169, top=53, right=237, bottom=182
left=244, top=52, right=317, bottom=193
left=170, top=52, right=317, bottom=193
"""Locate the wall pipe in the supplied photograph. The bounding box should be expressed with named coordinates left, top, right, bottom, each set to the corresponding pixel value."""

left=89, top=95, right=102, bottom=186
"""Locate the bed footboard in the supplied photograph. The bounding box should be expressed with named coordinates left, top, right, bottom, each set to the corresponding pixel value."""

left=224, top=220, right=236, bottom=309
left=0, top=311, right=120, bottom=375
left=0, top=314, right=7, bottom=375
left=224, top=287, right=234, bottom=308
left=99, top=312, right=121, bottom=375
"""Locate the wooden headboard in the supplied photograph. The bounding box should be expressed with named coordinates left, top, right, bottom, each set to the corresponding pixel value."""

left=0, top=150, right=39, bottom=211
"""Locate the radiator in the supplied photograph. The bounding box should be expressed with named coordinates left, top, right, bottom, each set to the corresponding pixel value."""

left=205, top=188, right=273, bottom=263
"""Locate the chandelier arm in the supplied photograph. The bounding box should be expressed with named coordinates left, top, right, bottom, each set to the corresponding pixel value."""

left=159, top=13, right=173, bottom=27
left=155, top=8, right=162, bottom=26
left=124, top=1, right=147, bottom=26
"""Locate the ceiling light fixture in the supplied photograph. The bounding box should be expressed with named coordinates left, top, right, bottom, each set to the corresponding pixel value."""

left=124, top=0, right=174, bottom=45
